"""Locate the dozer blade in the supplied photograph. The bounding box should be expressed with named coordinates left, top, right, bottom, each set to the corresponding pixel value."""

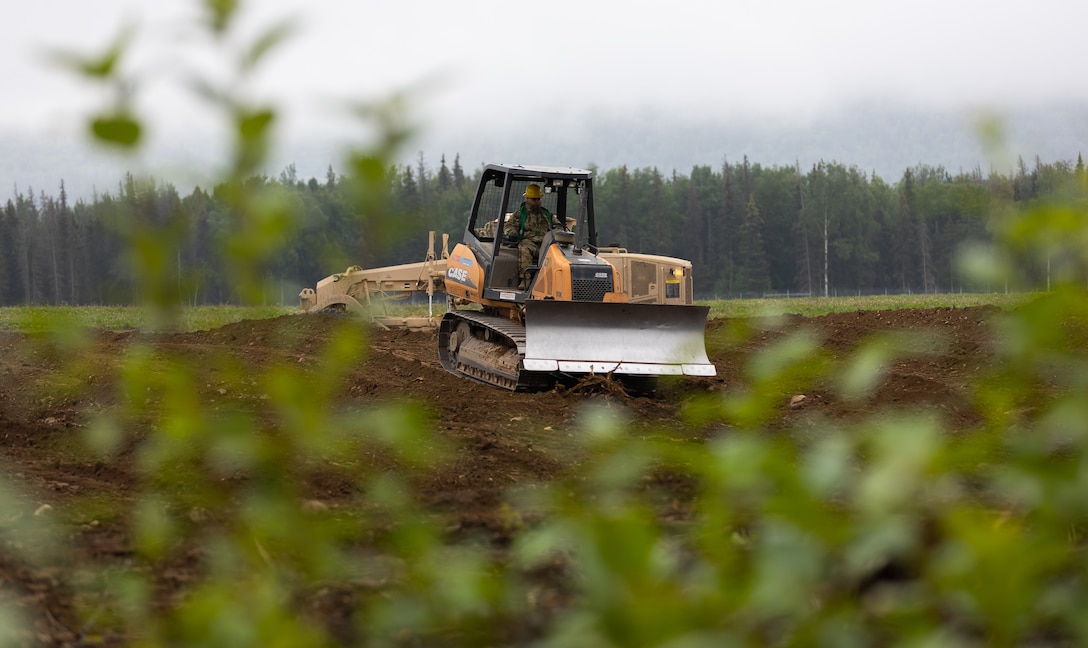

left=522, top=301, right=716, bottom=377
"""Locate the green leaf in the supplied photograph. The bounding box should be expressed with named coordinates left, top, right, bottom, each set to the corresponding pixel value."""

left=45, top=27, right=132, bottom=79
left=203, top=0, right=239, bottom=34
left=242, top=21, right=297, bottom=72
left=837, top=330, right=942, bottom=401
left=91, top=114, right=142, bottom=147
left=236, top=108, right=275, bottom=141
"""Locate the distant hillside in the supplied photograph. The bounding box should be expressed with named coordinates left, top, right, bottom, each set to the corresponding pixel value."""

left=3, top=101, right=1086, bottom=202
left=432, top=101, right=1088, bottom=179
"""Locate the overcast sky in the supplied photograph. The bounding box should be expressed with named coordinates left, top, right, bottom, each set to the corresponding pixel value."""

left=3, top=0, right=1087, bottom=187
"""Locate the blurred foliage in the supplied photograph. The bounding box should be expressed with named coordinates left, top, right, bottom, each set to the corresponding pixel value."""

left=2, top=1, right=1088, bottom=646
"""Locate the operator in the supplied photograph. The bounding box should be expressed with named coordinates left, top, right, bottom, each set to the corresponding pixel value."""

left=504, top=183, right=566, bottom=290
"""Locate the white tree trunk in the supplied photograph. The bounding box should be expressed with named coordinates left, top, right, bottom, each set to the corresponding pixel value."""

left=823, top=208, right=829, bottom=298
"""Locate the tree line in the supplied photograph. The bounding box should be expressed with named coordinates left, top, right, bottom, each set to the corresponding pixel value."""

left=1, top=152, right=1085, bottom=306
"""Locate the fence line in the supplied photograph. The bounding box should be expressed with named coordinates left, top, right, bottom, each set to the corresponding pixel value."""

left=699, top=285, right=1019, bottom=301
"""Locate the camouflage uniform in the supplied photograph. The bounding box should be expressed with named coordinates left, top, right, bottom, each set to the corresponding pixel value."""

left=504, top=203, right=561, bottom=289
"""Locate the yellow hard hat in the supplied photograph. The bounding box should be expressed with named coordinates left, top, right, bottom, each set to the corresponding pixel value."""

left=524, top=184, right=542, bottom=199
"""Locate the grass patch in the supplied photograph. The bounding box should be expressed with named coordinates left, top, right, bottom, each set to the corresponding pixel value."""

left=0, top=305, right=296, bottom=334
left=0, top=293, right=1037, bottom=334
left=701, top=292, right=1037, bottom=318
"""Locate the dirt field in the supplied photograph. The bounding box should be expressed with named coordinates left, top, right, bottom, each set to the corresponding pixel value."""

left=0, top=306, right=1000, bottom=644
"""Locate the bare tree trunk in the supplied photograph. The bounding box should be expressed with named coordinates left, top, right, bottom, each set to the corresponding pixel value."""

left=22, top=231, right=31, bottom=303
left=802, top=229, right=812, bottom=294
left=823, top=208, right=829, bottom=298
left=51, top=244, right=59, bottom=304
left=796, top=161, right=812, bottom=294
left=918, top=218, right=930, bottom=293
left=178, top=248, right=183, bottom=304
left=69, top=251, right=76, bottom=303
left=49, top=225, right=59, bottom=305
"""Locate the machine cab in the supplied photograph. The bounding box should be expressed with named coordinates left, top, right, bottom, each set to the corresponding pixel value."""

left=463, top=164, right=598, bottom=299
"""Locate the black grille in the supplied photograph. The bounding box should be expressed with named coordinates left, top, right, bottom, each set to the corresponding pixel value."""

left=571, top=265, right=613, bottom=302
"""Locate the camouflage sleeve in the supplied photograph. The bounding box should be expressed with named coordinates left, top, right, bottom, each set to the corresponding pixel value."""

left=503, top=207, right=522, bottom=237
left=545, top=208, right=562, bottom=230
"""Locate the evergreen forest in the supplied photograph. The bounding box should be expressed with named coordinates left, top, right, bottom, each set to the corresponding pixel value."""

left=1, top=151, right=1085, bottom=306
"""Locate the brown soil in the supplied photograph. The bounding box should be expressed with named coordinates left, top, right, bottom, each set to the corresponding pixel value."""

left=0, top=306, right=1001, bottom=644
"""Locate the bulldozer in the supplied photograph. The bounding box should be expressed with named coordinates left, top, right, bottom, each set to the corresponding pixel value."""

left=296, top=233, right=704, bottom=321
left=299, top=163, right=715, bottom=390
left=437, top=163, right=714, bottom=390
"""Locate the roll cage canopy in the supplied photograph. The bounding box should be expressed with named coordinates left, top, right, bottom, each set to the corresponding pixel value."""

left=467, top=164, right=597, bottom=254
